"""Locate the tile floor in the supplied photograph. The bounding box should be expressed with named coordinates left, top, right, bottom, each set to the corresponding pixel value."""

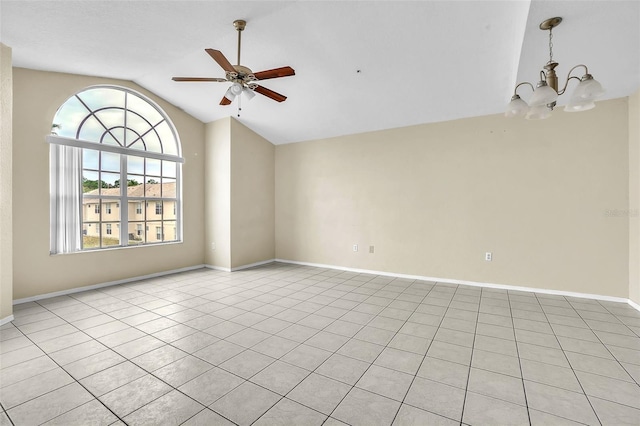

left=1, top=262, right=639, bottom=425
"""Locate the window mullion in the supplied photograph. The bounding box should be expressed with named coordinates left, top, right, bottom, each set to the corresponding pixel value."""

left=120, top=154, right=128, bottom=247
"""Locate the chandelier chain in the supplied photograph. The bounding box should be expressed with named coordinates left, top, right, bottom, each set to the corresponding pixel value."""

left=548, top=27, right=554, bottom=63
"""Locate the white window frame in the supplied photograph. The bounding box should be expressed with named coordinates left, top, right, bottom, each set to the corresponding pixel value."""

left=49, top=85, right=184, bottom=254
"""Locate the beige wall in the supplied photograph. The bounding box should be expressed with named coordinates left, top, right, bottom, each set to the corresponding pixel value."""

left=630, top=89, right=640, bottom=305
left=12, top=68, right=205, bottom=300
left=204, top=118, right=275, bottom=269
left=230, top=118, right=275, bottom=268
left=0, top=45, right=13, bottom=320
left=276, top=98, right=630, bottom=298
left=205, top=117, right=232, bottom=269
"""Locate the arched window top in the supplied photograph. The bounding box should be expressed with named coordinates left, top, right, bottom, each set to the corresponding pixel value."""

left=52, top=86, right=181, bottom=157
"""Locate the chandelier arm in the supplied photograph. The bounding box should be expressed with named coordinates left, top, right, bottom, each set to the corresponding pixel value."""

left=513, top=81, right=535, bottom=96
left=557, top=65, right=590, bottom=96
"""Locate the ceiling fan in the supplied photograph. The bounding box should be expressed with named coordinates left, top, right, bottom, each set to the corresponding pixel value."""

left=172, top=19, right=295, bottom=106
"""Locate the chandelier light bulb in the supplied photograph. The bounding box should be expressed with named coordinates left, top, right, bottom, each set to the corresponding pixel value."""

left=505, top=95, right=529, bottom=118
left=525, top=104, right=552, bottom=120
left=529, top=81, right=559, bottom=107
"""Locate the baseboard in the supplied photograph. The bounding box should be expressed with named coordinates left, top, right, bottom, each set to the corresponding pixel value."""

left=205, top=259, right=276, bottom=273
left=13, top=264, right=207, bottom=305
left=275, top=258, right=637, bottom=310
left=0, top=315, right=15, bottom=326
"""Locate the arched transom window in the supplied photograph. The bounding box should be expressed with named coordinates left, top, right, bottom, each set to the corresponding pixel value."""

left=49, top=85, right=183, bottom=253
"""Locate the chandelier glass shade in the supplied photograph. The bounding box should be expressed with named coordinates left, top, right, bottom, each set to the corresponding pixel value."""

left=506, top=17, right=604, bottom=120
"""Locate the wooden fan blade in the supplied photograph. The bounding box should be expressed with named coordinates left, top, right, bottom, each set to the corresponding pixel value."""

left=172, top=77, right=228, bottom=82
left=253, top=66, right=295, bottom=81
left=206, top=49, right=236, bottom=73
left=220, top=96, right=232, bottom=106
left=254, top=85, right=287, bottom=102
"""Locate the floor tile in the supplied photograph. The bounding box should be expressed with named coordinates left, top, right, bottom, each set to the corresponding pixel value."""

left=374, top=347, right=424, bottom=375
left=123, top=390, right=204, bottom=425
left=132, top=344, right=188, bottom=372
left=528, top=408, right=585, bottom=426
left=79, top=361, right=146, bottom=396
left=462, top=392, right=529, bottom=426
left=575, top=370, right=640, bottom=409
left=566, top=351, right=634, bottom=382
left=281, top=343, right=332, bottom=370
left=520, top=358, right=582, bottom=392
left=589, top=395, right=640, bottom=425
left=427, top=340, right=472, bottom=365
left=337, top=339, right=385, bottom=363
left=0, top=367, right=74, bottom=409
left=192, top=340, right=244, bottom=365
left=467, top=367, right=526, bottom=405
left=471, top=348, right=521, bottom=378
left=473, top=334, right=518, bottom=357
left=6, top=382, right=94, bottom=425
left=181, top=408, right=235, bottom=425
left=332, top=387, right=401, bottom=426
left=288, top=373, right=351, bottom=415
left=40, top=399, right=118, bottom=425
left=153, top=355, right=214, bottom=387
left=178, top=367, right=245, bottom=406
left=209, top=381, right=281, bottom=426
left=416, top=356, right=469, bottom=389
left=112, top=335, right=166, bottom=359
left=250, top=360, right=310, bottom=395
left=517, top=341, right=570, bottom=368
left=315, top=354, right=370, bottom=385
left=253, top=398, right=327, bottom=426
left=99, top=374, right=172, bottom=417
left=355, top=365, right=414, bottom=401
left=1, top=355, right=60, bottom=386
left=392, top=403, right=458, bottom=425
left=389, top=333, right=431, bottom=354
left=404, top=377, right=465, bottom=421
left=251, top=335, right=299, bottom=358
left=219, top=349, right=274, bottom=379
left=524, top=380, right=600, bottom=425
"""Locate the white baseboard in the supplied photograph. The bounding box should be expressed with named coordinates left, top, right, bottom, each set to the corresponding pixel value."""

left=0, top=315, right=15, bottom=326
left=205, top=259, right=276, bottom=273
left=275, top=258, right=637, bottom=310
left=13, top=264, right=206, bottom=305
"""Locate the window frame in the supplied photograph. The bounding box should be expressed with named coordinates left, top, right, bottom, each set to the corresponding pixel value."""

left=48, top=85, right=184, bottom=254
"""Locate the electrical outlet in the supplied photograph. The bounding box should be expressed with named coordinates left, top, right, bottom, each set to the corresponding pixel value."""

left=485, top=252, right=492, bottom=261
left=369, top=245, right=375, bottom=253
left=353, top=244, right=358, bottom=252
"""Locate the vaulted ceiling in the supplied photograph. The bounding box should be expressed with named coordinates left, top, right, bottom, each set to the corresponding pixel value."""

left=1, top=1, right=638, bottom=144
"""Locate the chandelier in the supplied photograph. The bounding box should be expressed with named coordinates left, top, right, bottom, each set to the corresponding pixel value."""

left=505, top=17, right=604, bottom=120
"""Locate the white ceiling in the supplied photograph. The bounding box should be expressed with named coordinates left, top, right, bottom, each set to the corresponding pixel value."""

left=1, top=1, right=638, bottom=145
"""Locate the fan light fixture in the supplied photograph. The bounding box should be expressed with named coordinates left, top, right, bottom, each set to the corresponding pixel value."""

left=506, top=17, right=604, bottom=120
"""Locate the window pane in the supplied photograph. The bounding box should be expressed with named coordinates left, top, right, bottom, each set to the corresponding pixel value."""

left=83, top=149, right=99, bottom=170
left=147, top=221, right=162, bottom=243
left=78, top=88, right=125, bottom=111
left=129, top=199, right=145, bottom=220
left=162, top=161, right=176, bottom=178
left=101, top=132, right=121, bottom=147
left=100, top=172, right=120, bottom=194
left=128, top=222, right=146, bottom=245
left=163, top=200, right=176, bottom=220
left=125, top=129, right=141, bottom=148
left=52, top=96, right=89, bottom=138
left=142, top=131, right=162, bottom=154
left=163, top=221, right=177, bottom=242
left=126, top=110, right=153, bottom=140
left=101, top=152, right=120, bottom=172
left=83, top=170, right=100, bottom=193
left=101, top=222, right=120, bottom=247
left=94, top=108, right=125, bottom=134
left=82, top=199, right=100, bottom=222
left=78, top=115, right=107, bottom=143
left=162, top=178, right=176, bottom=198
left=146, top=158, right=161, bottom=177
left=101, top=200, right=120, bottom=220
left=155, top=121, right=178, bottom=155
left=127, top=155, right=144, bottom=175
left=82, top=222, right=100, bottom=249
left=127, top=93, right=163, bottom=124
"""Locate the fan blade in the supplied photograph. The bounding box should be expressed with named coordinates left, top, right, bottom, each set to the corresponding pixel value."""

left=172, top=77, right=228, bottom=82
left=254, top=85, right=287, bottom=102
left=253, top=66, right=295, bottom=81
left=206, top=49, right=236, bottom=73
left=220, top=96, right=232, bottom=106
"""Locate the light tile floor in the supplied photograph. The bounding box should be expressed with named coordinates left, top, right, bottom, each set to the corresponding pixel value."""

left=1, top=262, right=640, bottom=425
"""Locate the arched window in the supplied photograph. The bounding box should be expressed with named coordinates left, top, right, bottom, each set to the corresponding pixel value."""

left=49, top=86, right=183, bottom=253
